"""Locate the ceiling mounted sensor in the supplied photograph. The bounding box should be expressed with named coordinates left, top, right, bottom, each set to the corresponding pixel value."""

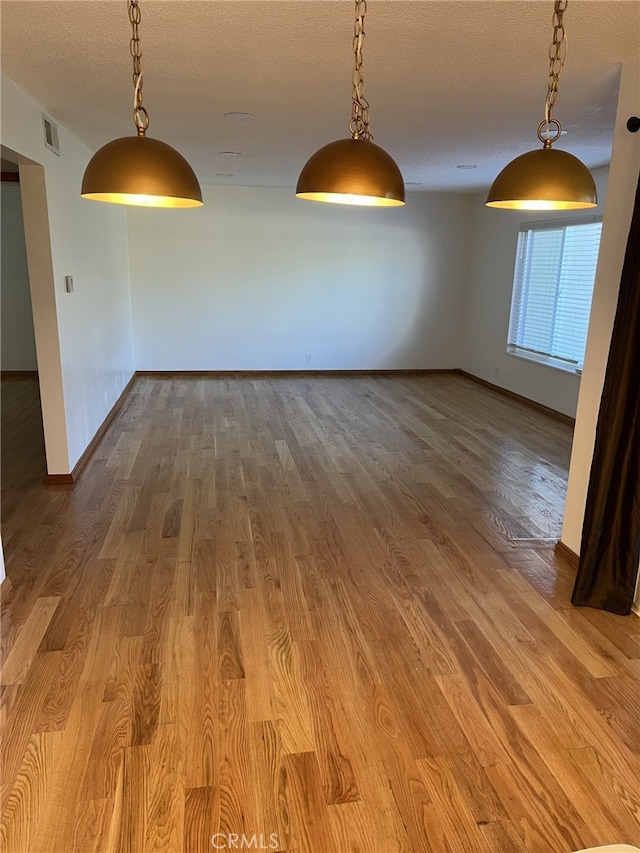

left=486, top=0, right=596, bottom=211
left=296, top=0, right=404, bottom=207
left=81, top=0, right=202, bottom=208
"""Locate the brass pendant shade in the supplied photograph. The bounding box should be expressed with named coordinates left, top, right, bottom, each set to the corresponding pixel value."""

left=486, top=146, right=597, bottom=211
left=296, top=0, right=404, bottom=208
left=81, top=136, right=203, bottom=208
left=81, top=0, right=202, bottom=209
left=296, top=138, right=405, bottom=207
left=486, top=0, right=596, bottom=212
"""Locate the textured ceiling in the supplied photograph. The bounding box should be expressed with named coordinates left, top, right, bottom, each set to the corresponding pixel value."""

left=1, top=1, right=639, bottom=192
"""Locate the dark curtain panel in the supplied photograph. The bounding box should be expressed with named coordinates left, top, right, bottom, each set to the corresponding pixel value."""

left=572, top=170, right=640, bottom=615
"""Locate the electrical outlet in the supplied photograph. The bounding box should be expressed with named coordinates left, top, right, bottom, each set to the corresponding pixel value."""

left=494, top=367, right=499, bottom=379
left=305, top=353, right=312, bottom=364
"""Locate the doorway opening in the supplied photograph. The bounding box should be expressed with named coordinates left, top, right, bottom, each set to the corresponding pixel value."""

left=1, top=157, right=46, bottom=530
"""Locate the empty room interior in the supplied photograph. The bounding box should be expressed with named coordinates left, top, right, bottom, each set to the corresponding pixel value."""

left=1, top=1, right=640, bottom=852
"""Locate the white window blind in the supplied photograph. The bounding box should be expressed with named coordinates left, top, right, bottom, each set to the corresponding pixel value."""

left=507, top=218, right=602, bottom=371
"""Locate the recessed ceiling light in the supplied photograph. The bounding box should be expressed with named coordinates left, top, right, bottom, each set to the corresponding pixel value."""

left=456, top=164, right=477, bottom=170
left=219, top=151, right=242, bottom=157
left=224, top=112, right=253, bottom=121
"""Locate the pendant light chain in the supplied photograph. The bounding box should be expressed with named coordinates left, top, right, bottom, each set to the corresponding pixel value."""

left=81, top=0, right=203, bottom=207
left=540, top=0, right=568, bottom=145
left=295, top=0, right=404, bottom=206
left=486, top=0, right=595, bottom=210
left=129, top=0, right=149, bottom=135
left=349, top=0, right=372, bottom=141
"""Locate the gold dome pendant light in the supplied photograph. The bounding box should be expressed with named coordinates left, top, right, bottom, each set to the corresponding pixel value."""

left=486, top=0, right=596, bottom=211
left=296, top=0, right=404, bottom=207
left=81, top=0, right=202, bottom=208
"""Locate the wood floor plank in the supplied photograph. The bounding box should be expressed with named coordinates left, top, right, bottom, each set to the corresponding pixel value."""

left=417, top=754, right=494, bottom=852
left=298, top=639, right=360, bottom=806
left=326, top=800, right=382, bottom=853
left=1, top=596, right=60, bottom=685
left=570, top=745, right=640, bottom=832
left=248, top=721, right=286, bottom=850
left=186, top=594, right=218, bottom=790
left=1, top=651, right=64, bottom=796
left=213, top=679, right=257, bottom=844
left=2, top=373, right=639, bottom=851
left=364, top=683, right=452, bottom=852
left=520, top=589, right=621, bottom=678
left=282, top=751, right=338, bottom=853
left=0, top=730, right=64, bottom=853
left=144, top=723, right=185, bottom=851
left=29, top=681, right=106, bottom=852
left=81, top=699, right=128, bottom=803
left=484, top=758, right=599, bottom=852
left=435, top=673, right=512, bottom=768
left=238, top=587, right=276, bottom=724
left=72, top=796, right=114, bottom=853
left=269, top=625, right=315, bottom=756
left=184, top=786, right=215, bottom=853
left=478, top=818, right=529, bottom=852
left=510, top=703, right=640, bottom=841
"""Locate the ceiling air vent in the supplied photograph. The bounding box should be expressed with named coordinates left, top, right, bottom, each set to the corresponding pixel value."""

left=42, top=115, right=60, bottom=155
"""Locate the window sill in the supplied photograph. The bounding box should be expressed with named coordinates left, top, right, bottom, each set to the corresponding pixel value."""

left=506, top=348, right=582, bottom=376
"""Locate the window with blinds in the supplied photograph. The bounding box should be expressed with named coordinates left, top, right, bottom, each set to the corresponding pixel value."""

left=507, top=218, right=603, bottom=372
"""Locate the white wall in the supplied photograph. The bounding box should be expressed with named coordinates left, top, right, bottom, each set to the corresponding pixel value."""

left=461, top=168, right=609, bottom=419
left=129, top=186, right=472, bottom=371
left=1, top=183, right=37, bottom=371
left=1, top=75, right=135, bottom=472
left=560, top=60, right=640, bottom=611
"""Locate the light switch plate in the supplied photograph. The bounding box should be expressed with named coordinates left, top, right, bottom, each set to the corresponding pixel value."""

left=65, top=275, right=74, bottom=293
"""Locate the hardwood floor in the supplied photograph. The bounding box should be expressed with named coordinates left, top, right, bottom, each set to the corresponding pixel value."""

left=1, top=373, right=639, bottom=853
left=1, top=375, right=46, bottom=528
